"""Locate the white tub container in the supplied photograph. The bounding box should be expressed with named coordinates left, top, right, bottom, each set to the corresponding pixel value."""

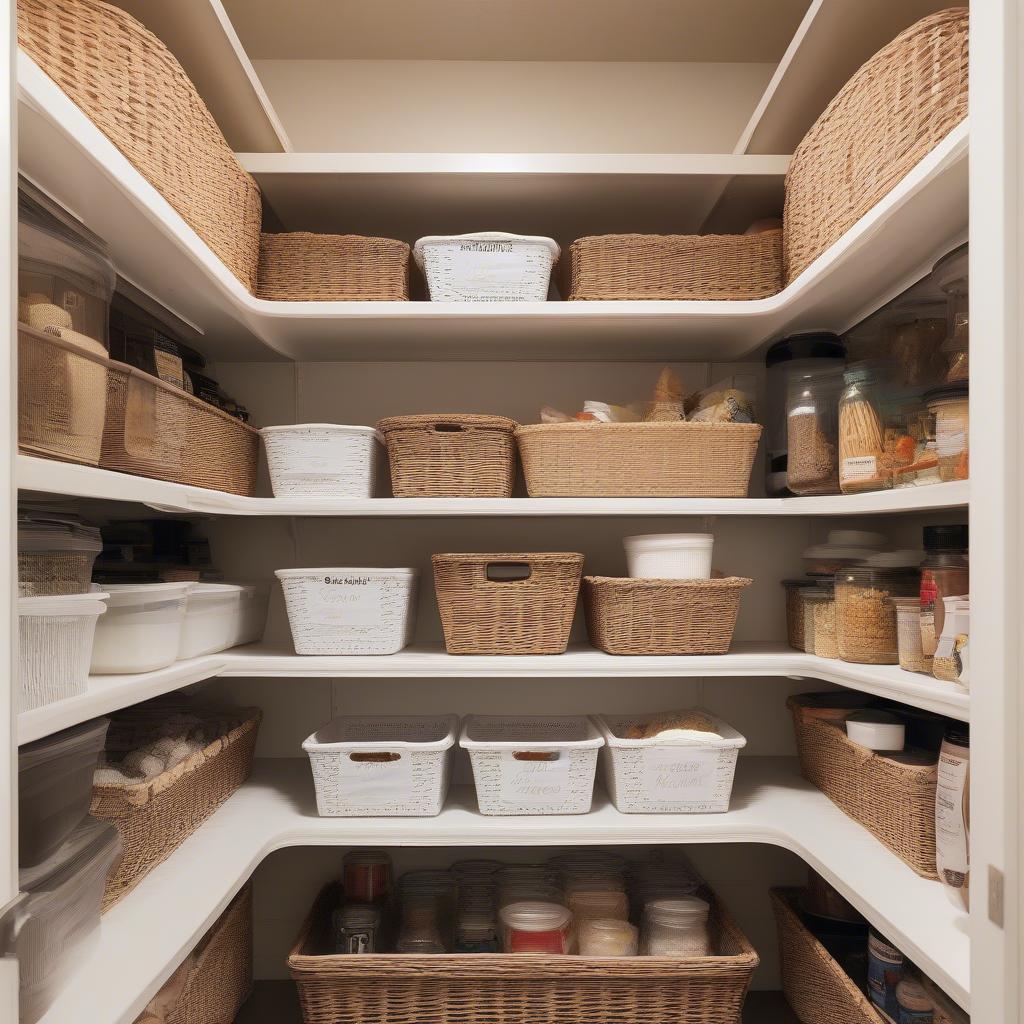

left=276, top=567, right=418, bottom=655
left=460, top=715, right=605, bottom=816
left=260, top=424, right=382, bottom=498
left=18, top=592, right=107, bottom=712
left=235, top=581, right=270, bottom=647
left=624, top=533, right=715, bottom=580
left=595, top=710, right=746, bottom=813
left=18, top=521, right=103, bottom=596
left=178, top=583, right=244, bottom=659
left=413, top=232, right=560, bottom=302
left=89, top=582, right=191, bottom=674
left=302, top=714, right=458, bottom=817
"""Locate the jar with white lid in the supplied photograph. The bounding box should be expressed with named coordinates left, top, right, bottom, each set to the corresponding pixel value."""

left=578, top=918, right=638, bottom=957
left=640, top=896, right=711, bottom=956
left=500, top=901, right=574, bottom=954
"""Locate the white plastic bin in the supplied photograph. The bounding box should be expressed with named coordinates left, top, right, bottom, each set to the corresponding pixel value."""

left=19, top=717, right=109, bottom=869
left=234, top=581, right=270, bottom=647
left=89, top=582, right=192, bottom=674
left=18, top=592, right=107, bottom=712
left=276, top=567, right=418, bottom=655
left=624, top=534, right=715, bottom=580
left=302, top=714, right=458, bottom=817
left=594, top=710, right=747, bottom=813
left=260, top=424, right=382, bottom=498
left=178, top=583, right=245, bottom=659
left=460, top=715, right=605, bottom=816
left=413, top=232, right=560, bottom=302
left=18, top=520, right=103, bottom=596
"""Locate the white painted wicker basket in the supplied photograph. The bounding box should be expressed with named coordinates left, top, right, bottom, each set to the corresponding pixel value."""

left=302, top=714, right=458, bottom=816
left=460, top=715, right=604, bottom=815
left=413, top=232, right=560, bottom=302
left=260, top=424, right=382, bottom=498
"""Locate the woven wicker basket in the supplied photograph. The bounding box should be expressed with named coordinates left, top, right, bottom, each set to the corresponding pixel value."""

left=378, top=414, right=518, bottom=497
left=584, top=577, right=751, bottom=656
left=290, top=883, right=759, bottom=1024
left=433, top=552, right=584, bottom=655
left=787, top=695, right=937, bottom=877
left=102, top=360, right=259, bottom=496
left=569, top=231, right=782, bottom=300
left=516, top=422, right=762, bottom=498
left=18, top=326, right=107, bottom=466
left=92, top=709, right=261, bottom=909
left=18, top=0, right=263, bottom=292
left=257, top=232, right=411, bottom=301
left=770, top=888, right=880, bottom=1024
left=784, top=8, right=969, bottom=284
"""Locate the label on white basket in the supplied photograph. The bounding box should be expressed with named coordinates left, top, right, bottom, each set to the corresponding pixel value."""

left=312, top=577, right=385, bottom=627
left=335, top=751, right=413, bottom=804
left=841, top=455, right=878, bottom=483
left=641, top=747, right=727, bottom=803
left=449, top=247, right=533, bottom=299
left=499, top=751, right=571, bottom=807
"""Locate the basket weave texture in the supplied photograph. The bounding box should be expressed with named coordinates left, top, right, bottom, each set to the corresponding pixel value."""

left=92, top=709, right=261, bottom=909
left=770, top=888, right=881, bottom=1024
left=516, top=422, right=762, bottom=498
left=569, top=231, right=782, bottom=301
left=18, top=550, right=96, bottom=597
left=378, top=414, right=518, bottom=497
left=17, top=0, right=263, bottom=292
left=784, top=8, right=969, bottom=284
left=257, top=232, right=411, bottom=301
left=787, top=695, right=937, bottom=877
left=584, top=577, right=751, bottom=656
left=102, top=360, right=259, bottom=496
left=289, top=883, right=759, bottom=1024
left=433, top=552, right=584, bottom=654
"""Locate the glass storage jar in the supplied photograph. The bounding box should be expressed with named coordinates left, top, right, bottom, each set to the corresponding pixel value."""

left=782, top=579, right=816, bottom=651
left=500, top=901, right=574, bottom=954
left=640, top=897, right=711, bottom=956
left=836, top=565, right=920, bottom=664
left=932, top=244, right=969, bottom=384
left=396, top=897, right=447, bottom=954
left=838, top=365, right=890, bottom=493
left=332, top=903, right=383, bottom=954
left=884, top=302, right=949, bottom=390
left=919, top=524, right=969, bottom=669
left=925, top=383, right=969, bottom=481
left=889, top=596, right=927, bottom=673
left=786, top=369, right=842, bottom=495
left=805, top=584, right=838, bottom=660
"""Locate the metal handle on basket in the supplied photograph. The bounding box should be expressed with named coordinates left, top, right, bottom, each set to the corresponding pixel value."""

left=485, top=562, right=532, bottom=583
left=348, top=752, right=401, bottom=763
left=513, top=751, right=560, bottom=762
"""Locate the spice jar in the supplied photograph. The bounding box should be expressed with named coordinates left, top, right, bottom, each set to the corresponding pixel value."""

left=782, top=579, right=816, bottom=651
left=933, top=244, right=969, bottom=384
left=836, top=563, right=920, bottom=664
left=578, top=919, right=639, bottom=957
left=925, top=383, right=969, bottom=481
left=332, top=903, right=383, bottom=954
left=890, top=597, right=928, bottom=673
left=933, top=598, right=969, bottom=686
left=919, top=525, right=969, bottom=670
left=839, top=365, right=890, bottom=493
left=500, top=901, right=575, bottom=954
left=640, top=897, right=711, bottom=956
left=786, top=369, right=842, bottom=495
left=804, top=584, right=838, bottom=659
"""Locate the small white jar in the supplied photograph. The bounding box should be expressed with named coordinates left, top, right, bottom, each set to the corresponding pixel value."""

left=640, top=896, right=711, bottom=956
left=624, top=533, right=714, bottom=580
left=845, top=709, right=906, bottom=752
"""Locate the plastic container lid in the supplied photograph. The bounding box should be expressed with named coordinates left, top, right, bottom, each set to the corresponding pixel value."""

left=644, top=896, right=710, bottom=925
left=275, top=567, right=418, bottom=579
left=499, top=901, right=572, bottom=932
left=19, top=816, right=120, bottom=892
left=303, top=714, right=458, bottom=752
left=18, top=522, right=103, bottom=554
left=185, top=583, right=244, bottom=602
left=923, top=524, right=969, bottom=551
left=765, top=332, right=846, bottom=367
left=102, top=582, right=193, bottom=608
left=461, top=715, right=604, bottom=750
left=18, top=717, right=109, bottom=774
left=413, top=232, right=561, bottom=265
left=18, top=592, right=108, bottom=617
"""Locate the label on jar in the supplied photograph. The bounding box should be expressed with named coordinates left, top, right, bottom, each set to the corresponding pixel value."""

left=499, top=751, right=572, bottom=808
left=153, top=348, right=186, bottom=390
left=936, top=740, right=970, bottom=897
left=936, top=416, right=967, bottom=457
left=312, top=577, right=386, bottom=627
left=841, top=455, right=878, bottom=482
left=867, top=932, right=904, bottom=1022
left=641, top=746, right=728, bottom=806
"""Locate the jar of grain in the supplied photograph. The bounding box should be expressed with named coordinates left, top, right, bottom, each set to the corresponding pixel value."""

left=925, top=383, right=969, bottom=482
left=782, top=579, right=816, bottom=651
left=836, top=565, right=919, bottom=664
left=786, top=369, right=842, bottom=495
left=807, top=582, right=839, bottom=660
left=889, top=596, right=927, bottom=673
left=839, top=365, right=891, bottom=493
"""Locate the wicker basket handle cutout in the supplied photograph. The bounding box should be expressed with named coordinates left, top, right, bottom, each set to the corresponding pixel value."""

left=513, top=750, right=561, bottom=761
left=348, top=752, right=401, bottom=763
left=485, top=562, right=533, bottom=583
left=432, top=421, right=469, bottom=433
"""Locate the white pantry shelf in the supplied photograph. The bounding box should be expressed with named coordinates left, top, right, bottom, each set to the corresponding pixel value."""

left=35, top=757, right=968, bottom=1024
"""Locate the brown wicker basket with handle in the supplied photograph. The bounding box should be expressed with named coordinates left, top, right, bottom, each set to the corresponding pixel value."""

left=17, top=0, right=263, bottom=293
left=433, top=552, right=584, bottom=654
left=516, top=422, right=762, bottom=497
left=783, top=8, right=968, bottom=284
left=257, top=232, right=411, bottom=301
left=770, top=888, right=881, bottom=1024
left=378, top=414, right=518, bottom=497
left=786, top=695, right=938, bottom=877
left=584, top=577, right=752, bottom=656
left=569, top=230, right=782, bottom=300
left=290, top=882, right=759, bottom=1024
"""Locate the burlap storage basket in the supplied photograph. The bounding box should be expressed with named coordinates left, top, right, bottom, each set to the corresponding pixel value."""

left=18, top=325, right=107, bottom=466
left=569, top=231, right=782, bottom=301
left=433, top=552, right=584, bottom=654
left=290, top=883, right=759, bottom=1024
left=584, top=577, right=751, bottom=656
left=257, top=232, right=411, bottom=301
left=787, top=695, right=937, bottom=877
left=102, top=360, right=259, bottom=496
left=516, top=422, right=762, bottom=497
left=784, top=8, right=968, bottom=284
left=18, top=0, right=263, bottom=292
left=378, top=414, right=518, bottom=497
left=135, top=885, right=253, bottom=1024
left=92, top=710, right=261, bottom=909
left=770, top=888, right=880, bottom=1024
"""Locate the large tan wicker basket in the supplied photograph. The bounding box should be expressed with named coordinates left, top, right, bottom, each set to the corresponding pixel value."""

left=569, top=231, right=782, bottom=301
left=18, top=0, right=263, bottom=292
left=584, top=577, right=751, bottom=655
left=378, top=414, right=518, bottom=497
left=92, top=708, right=261, bottom=910
left=433, top=552, right=584, bottom=654
left=290, top=883, right=759, bottom=1024
left=516, top=422, right=762, bottom=497
left=787, top=695, right=937, bottom=877
left=135, top=885, right=253, bottom=1024
left=770, top=888, right=880, bottom=1024
left=102, top=360, right=260, bottom=496
left=784, top=8, right=968, bottom=284
left=256, top=232, right=411, bottom=301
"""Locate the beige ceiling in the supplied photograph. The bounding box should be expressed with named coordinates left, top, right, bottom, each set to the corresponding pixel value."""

left=222, top=0, right=812, bottom=62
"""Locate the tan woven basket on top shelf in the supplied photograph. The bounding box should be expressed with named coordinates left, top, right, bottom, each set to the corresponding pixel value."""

left=257, top=232, right=411, bottom=301
left=787, top=695, right=938, bottom=877
left=569, top=230, right=782, bottom=301
left=584, top=577, right=752, bottom=656
left=433, top=552, right=584, bottom=654
left=516, top=422, right=762, bottom=497
left=784, top=8, right=969, bottom=284
left=378, top=414, right=519, bottom=497
left=290, top=883, right=759, bottom=1024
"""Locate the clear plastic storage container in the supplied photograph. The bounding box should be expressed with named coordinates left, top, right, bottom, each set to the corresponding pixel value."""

left=640, top=896, right=711, bottom=956
left=18, top=520, right=102, bottom=597
left=89, top=582, right=192, bottom=674
left=838, top=365, right=890, bottom=493
left=178, top=583, right=256, bottom=659
left=925, top=382, right=969, bottom=481
left=786, top=368, right=842, bottom=495
left=836, top=565, right=920, bottom=664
